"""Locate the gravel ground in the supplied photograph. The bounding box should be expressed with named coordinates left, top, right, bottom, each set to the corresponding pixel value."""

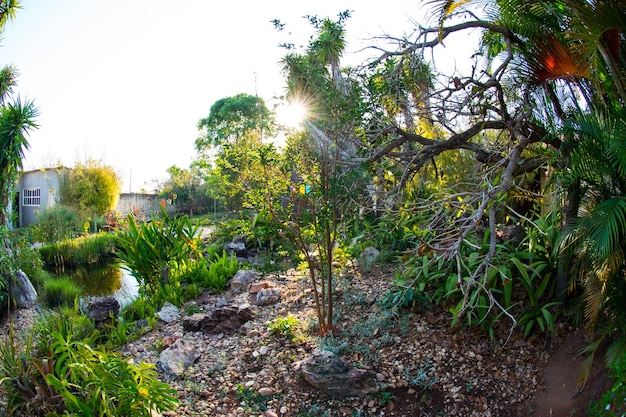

left=2, top=265, right=569, bottom=417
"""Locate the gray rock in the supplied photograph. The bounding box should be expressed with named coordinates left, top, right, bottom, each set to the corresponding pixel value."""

left=358, top=246, right=380, bottom=272
left=230, top=270, right=259, bottom=293
left=157, top=339, right=198, bottom=380
left=256, top=287, right=282, bottom=306
left=156, top=302, right=180, bottom=323
left=226, top=241, right=248, bottom=257
left=86, top=297, right=120, bottom=324
left=10, top=270, right=37, bottom=309
left=299, top=349, right=379, bottom=397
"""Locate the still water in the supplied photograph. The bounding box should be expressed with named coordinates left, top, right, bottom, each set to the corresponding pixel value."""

left=56, top=263, right=139, bottom=307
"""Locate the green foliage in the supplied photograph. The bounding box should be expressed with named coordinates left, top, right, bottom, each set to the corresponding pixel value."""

left=0, top=305, right=179, bottom=416
left=115, top=202, right=202, bottom=295
left=171, top=246, right=238, bottom=293
left=8, top=229, right=44, bottom=282
left=0, top=95, right=38, bottom=226
left=39, top=276, right=82, bottom=309
left=44, top=332, right=178, bottom=417
left=159, top=164, right=211, bottom=215
left=589, top=350, right=626, bottom=417
left=119, top=295, right=157, bottom=324
left=38, top=232, right=116, bottom=268
left=32, top=205, right=83, bottom=243
left=59, top=159, right=121, bottom=218
left=382, top=213, right=562, bottom=340
left=266, top=314, right=300, bottom=340
left=196, top=93, right=275, bottom=148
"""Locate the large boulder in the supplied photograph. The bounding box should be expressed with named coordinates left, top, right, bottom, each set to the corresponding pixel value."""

left=298, top=349, right=379, bottom=397
left=10, top=270, right=37, bottom=309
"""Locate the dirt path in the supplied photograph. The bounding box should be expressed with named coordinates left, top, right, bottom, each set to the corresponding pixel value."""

left=532, top=331, right=611, bottom=417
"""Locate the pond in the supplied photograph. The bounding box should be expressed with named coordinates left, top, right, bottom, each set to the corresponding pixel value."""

left=53, top=263, right=139, bottom=307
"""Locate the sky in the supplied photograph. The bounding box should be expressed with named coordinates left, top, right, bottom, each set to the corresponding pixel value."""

left=1, top=1, right=436, bottom=192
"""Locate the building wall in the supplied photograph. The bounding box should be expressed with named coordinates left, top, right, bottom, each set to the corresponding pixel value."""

left=16, top=168, right=65, bottom=227
left=116, top=193, right=161, bottom=218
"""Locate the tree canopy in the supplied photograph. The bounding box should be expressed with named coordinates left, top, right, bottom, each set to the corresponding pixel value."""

left=60, top=160, right=121, bottom=217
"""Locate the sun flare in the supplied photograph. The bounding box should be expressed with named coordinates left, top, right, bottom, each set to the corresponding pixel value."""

left=277, top=101, right=307, bottom=128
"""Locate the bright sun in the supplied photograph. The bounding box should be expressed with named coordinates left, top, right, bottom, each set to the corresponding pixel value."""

left=277, top=101, right=307, bottom=128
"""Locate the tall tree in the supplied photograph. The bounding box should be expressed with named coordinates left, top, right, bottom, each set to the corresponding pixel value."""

left=0, top=1, right=38, bottom=226
left=195, top=94, right=277, bottom=211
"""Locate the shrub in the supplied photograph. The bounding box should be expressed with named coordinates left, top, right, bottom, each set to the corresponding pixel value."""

left=32, top=205, right=82, bottom=243
left=39, top=276, right=82, bottom=308
left=115, top=202, right=203, bottom=295
left=0, top=307, right=179, bottom=416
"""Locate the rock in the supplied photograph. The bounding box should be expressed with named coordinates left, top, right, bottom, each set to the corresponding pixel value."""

left=265, top=412, right=278, bottom=417
left=299, top=349, right=379, bottom=397
left=226, top=241, right=248, bottom=258
left=258, top=387, right=274, bottom=396
left=156, top=302, right=180, bottom=323
left=86, top=296, right=120, bottom=324
left=10, top=270, right=37, bottom=309
left=157, top=339, right=198, bottom=380
left=183, top=313, right=206, bottom=332
left=256, top=287, right=282, bottom=306
left=248, top=281, right=271, bottom=294
left=230, top=270, right=259, bottom=293
left=182, top=300, right=254, bottom=334
left=358, top=247, right=380, bottom=272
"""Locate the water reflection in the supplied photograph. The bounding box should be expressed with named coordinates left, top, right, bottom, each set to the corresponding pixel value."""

left=54, top=263, right=139, bottom=307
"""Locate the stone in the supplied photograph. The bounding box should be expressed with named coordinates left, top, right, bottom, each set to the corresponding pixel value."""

left=248, top=281, right=271, bottom=294
left=299, top=349, right=379, bottom=397
left=358, top=246, right=380, bottom=272
left=226, top=241, right=248, bottom=258
left=256, top=287, right=282, bottom=306
left=182, top=313, right=206, bottom=332
left=86, top=296, right=120, bottom=324
left=182, top=300, right=254, bottom=334
left=157, top=339, right=198, bottom=380
left=156, top=302, right=180, bottom=323
left=230, top=270, right=259, bottom=293
left=258, top=387, right=274, bottom=396
left=10, top=270, right=37, bottom=309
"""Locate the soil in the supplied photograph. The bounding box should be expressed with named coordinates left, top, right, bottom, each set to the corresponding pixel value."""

left=532, top=331, right=612, bottom=417
left=1, top=264, right=615, bottom=417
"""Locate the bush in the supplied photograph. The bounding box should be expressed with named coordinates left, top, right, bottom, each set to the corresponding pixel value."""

left=115, top=202, right=203, bottom=295
left=0, top=307, right=179, bottom=416
left=31, top=205, right=82, bottom=243
left=39, top=276, right=82, bottom=308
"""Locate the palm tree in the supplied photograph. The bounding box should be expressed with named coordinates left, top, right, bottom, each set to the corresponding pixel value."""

left=0, top=0, right=38, bottom=226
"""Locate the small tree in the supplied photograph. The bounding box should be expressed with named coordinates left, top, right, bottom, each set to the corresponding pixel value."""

left=60, top=159, right=121, bottom=220
left=270, top=13, right=369, bottom=335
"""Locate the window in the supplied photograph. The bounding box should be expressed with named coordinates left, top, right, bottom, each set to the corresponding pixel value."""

left=23, top=188, right=41, bottom=206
